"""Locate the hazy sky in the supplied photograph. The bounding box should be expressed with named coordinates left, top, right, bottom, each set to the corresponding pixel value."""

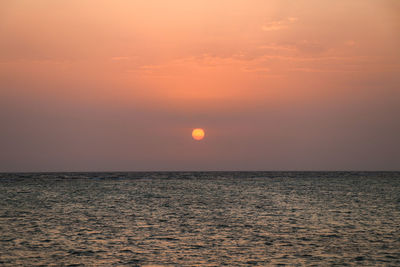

left=1, top=0, right=399, bottom=171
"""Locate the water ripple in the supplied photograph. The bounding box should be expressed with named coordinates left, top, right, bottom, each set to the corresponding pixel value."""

left=0, top=172, right=399, bottom=266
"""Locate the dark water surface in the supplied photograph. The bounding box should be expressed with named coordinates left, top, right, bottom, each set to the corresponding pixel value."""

left=0, top=172, right=399, bottom=266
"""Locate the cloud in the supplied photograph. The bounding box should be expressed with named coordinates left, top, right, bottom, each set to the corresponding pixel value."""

left=295, top=40, right=327, bottom=54
left=125, top=54, right=272, bottom=77
left=261, top=17, right=298, bottom=31
left=289, top=67, right=361, bottom=73
left=344, top=40, right=357, bottom=47
left=111, top=56, right=130, bottom=61
left=241, top=67, right=270, bottom=74
left=258, top=44, right=297, bottom=51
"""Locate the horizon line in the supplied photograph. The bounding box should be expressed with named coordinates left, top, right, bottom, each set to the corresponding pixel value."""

left=1, top=170, right=399, bottom=174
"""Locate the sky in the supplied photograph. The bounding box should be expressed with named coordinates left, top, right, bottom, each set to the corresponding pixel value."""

left=0, top=0, right=399, bottom=171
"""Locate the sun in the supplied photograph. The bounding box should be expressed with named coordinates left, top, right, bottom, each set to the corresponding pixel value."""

left=192, top=128, right=205, bottom=141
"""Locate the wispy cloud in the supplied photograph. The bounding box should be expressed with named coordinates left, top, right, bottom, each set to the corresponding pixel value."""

left=241, top=67, right=270, bottom=74
left=261, top=17, right=298, bottom=31
left=111, top=56, right=130, bottom=61
left=258, top=44, right=297, bottom=51
left=289, top=67, right=362, bottom=73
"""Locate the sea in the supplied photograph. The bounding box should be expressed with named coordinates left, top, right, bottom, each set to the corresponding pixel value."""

left=0, top=171, right=399, bottom=266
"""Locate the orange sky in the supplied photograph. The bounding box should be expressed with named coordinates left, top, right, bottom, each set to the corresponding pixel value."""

left=1, top=0, right=399, bottom=171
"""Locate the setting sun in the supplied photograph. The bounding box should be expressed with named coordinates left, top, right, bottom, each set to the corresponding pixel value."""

left=192, top=128, right=205, bottom=141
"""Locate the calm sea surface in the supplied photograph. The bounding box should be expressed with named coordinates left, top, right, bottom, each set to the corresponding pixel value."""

left=0, top=172, right=399, bottom=266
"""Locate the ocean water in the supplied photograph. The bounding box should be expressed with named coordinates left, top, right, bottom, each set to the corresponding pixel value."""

left=0, top=172, right=399, bottom=266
